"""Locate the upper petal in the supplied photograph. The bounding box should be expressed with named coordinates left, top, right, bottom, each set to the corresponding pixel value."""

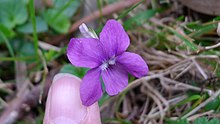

left=101, top=64, right=128, bottom=95
left=67, top=38, right=105, bottom=68
left=117, top=52, right=148, bottom=78
left=80, top=68, right=103, bottom=106
left=100, top=19, right=130, bottom=58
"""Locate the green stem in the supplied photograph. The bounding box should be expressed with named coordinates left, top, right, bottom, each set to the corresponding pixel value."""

left=116, top=0, right=144, bottom=20
left=0, top=32, right=14, bottom=57
left=97, top=0, right=103, bottom=20
left=0, top=57, right=34, bottom=61
left=29, top=0, right=39, bottom=58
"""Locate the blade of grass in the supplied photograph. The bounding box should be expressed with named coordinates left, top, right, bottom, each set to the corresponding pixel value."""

left=189, top=23, right=217, bottom=38
left=0, top=32, right=15, bottom=57
left=97, top=0, right=103, bottom=21
left=38, top=49, right=48, bottom=104
left=116, top=0, right=144, bottom=20
left=29, top=0, right=39, bottom=58
left=171, top=95, right=201, bottom=109
left=53, top=0, right=75, bottom=19
left=166, top=26, right=199, bottom=51
left=181, top=95, right=206, bottom=118
left=0, top=57, right=34, bottom=61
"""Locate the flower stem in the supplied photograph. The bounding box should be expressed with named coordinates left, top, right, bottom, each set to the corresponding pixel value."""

left=29, top=0, right=39, bottom=59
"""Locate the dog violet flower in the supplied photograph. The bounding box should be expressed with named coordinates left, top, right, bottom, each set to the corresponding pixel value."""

left=67, top=19, right=148, bottom=106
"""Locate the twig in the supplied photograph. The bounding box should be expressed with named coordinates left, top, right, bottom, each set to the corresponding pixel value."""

left=144, top=81, right=169, bottom=116
left=124, top=72, right=169, bottom=92
left=0, top=69, right=59, bottom=124
left=38, top=50, right=49, bottom=104
left=192, top=59, right=208, bottom=79
left=187, top=110, right=214, bottom=121
left=139, top=98, right=150, bottom=122
left=174, top=63, right=193, bottom=79
left=39, top=41, right=61, bottom=52
left=15, top=61, right=27, bottom=90
left=162, top=77, right=213, bottom=94
left=0, top=80, right=30, bottom=124
left=144, top=90, right=164, bottom=122
left=204, top=42, right=220, bottom=50
left=140, top=81, right=169, bottom=123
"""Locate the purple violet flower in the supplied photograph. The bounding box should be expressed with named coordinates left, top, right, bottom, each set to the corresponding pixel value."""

left=67, top=19, right=148, bottom=106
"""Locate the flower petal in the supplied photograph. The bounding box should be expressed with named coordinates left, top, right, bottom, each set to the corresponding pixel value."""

left=80, top=68, right=103, bottom=106
left=101, top=64, right=128, bottom=95
left=117, top=52, right=148, bottom=78
left=67, top=38, right=105, bottom=68
left=100, top=19, right=130, bottom=57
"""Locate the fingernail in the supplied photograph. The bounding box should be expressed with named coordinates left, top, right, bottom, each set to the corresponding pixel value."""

left=43, top=73, right=87, bottom=124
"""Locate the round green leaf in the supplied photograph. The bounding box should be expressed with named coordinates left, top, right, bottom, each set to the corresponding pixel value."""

left=0, top=0, right=28, bottom=29
left=43, top=9, right=70, bottom=34
left=53, top=0, right=80, bottom=18
left=16, top=16, right=48, bottom=34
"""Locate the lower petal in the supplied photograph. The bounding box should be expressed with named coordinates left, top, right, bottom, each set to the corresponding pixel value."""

left=117, top=52, right=148, bottom=78
left=80, top=68, right=103, bottom=106
left=101, top=65, right=128, bottom=95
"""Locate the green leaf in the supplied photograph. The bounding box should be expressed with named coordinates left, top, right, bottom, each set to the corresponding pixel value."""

left=193, top=117, right=220, bottom=124
left=188, top=23, right=217, bottom=38
left=43, top=0, right=79, bottom=33
left=209, top=118, right=220, bottom=124
left=204, top=97, right=220, bottom=111
left=60, top=64, right=88, bottom=78
left=201, top=55, right=220, bottom=77
left=44, top=50, right=58, bottom=62
left=11, top=39, right=36, bottom=62
left=0, top=0, right=28, bottom=29
left=0, top=24, right=15, bottom=43
left=193, top=117, right=208, bottom=124
left=172, top=95, right=201, bottom=108
left=53, top=0, right=80, bottom=18
left=22, top=0, right=29, bottom=4
left=124, top=10, right=156, bottom=30
left=166, top=119, right=189, bottom=124
left=16, top=16, right=48, bottom=33
left=43, top=9, right=70, bottom=33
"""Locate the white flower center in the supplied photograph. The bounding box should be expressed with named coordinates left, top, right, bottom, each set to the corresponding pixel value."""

left=108, top=59, right=115, bottom=65
left=100, top=63, right=109, bottom=71
left=100, top=58, right=116, bottom=71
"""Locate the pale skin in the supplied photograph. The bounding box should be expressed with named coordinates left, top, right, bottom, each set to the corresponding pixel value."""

left=43, top=73, right=102, bottom=124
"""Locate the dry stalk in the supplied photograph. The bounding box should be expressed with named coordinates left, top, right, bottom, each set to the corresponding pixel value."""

left=161, top=77, right=213, bottom=94
left=187, top=110, right=214, bottom=122
left=182, top=89, right=220, bottom=119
